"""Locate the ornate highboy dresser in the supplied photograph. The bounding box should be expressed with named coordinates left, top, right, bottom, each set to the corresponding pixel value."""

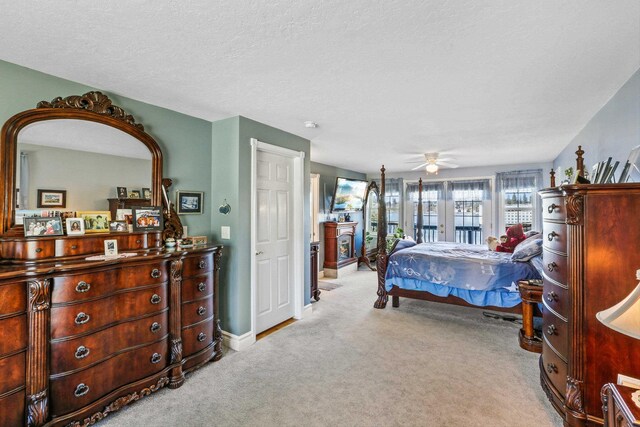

left=0, top=91, right=224, bottom=426
left=539, top=184, right=640, bottom=426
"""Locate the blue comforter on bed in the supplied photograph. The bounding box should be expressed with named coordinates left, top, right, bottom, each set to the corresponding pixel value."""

left=385, top=242, right=542, bottom=308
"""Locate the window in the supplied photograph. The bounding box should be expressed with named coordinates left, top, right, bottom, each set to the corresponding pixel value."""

left=497, top=170, right=542, bottom=233
left=451, top=180, right=490, bottom=244
left=379, top=178, right=402, bottom=234
left=406, top=181, right=443, bottom=242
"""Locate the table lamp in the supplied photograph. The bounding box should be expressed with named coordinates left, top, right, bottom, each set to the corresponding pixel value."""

left=597, top=269, right=640, bottom=408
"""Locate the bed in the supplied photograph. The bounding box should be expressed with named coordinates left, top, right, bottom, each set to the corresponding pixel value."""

left=373, top=166, right=543, bottom=314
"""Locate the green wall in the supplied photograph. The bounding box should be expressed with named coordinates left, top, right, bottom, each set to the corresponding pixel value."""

left=0, top=60, right=213, bottom=236
left=212, top=116, right=311, bottom=336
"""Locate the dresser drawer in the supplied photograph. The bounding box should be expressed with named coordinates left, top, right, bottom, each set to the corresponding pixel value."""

left=542, top=280, right=569, bottom=320
left=0, top=281, right=26, bottom=316
left=181, top=274, right=213, bottom=303
left=182, top=253, right=214, bottom=277
left=0, top=239, right=55, bottom=260
left=0, top=314, right=27, bottom=356
left=181, top=297, right=214, bottom=327
left=0, top=389, right=25, bottom=427
left=542, top=250, right=567, bottom=286
left=542, top=339, right=567, bottom=398
left=52, top=261, right=168, bottom=303
left=55, top=237, right=103, bottom=256
left=0, top=351, right=25, bottom=395
left=51, top=285, right=167, bottom=339
left=542, top=309, right=568, bottom=358
left=51, top=310, right=169, bottom=375
left=116, top=233, right=150, bottom=251
left=182, top=319, right=214, bottom=357
left=543, top=222, right=567, bottom=254
left=49, top=338, right=168, bottom=417
left=542, top=196, right=566, bottom=221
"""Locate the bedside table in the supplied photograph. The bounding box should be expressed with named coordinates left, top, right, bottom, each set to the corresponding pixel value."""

left=517, top=280, right=543, bottom=353
left=602, top=383, right=640, bottom=426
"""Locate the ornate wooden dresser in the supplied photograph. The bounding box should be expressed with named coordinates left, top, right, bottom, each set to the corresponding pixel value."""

left=539, top=184, right=640, bottom=426
left=0, top=92, right=224, bottom=426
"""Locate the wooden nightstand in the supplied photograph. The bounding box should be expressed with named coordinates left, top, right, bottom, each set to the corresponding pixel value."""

left=517, top=280, right=543, bottom=353
left=602, top=383, right=640, bottom=426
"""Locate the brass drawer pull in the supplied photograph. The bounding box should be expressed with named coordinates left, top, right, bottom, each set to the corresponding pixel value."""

left=547, top=262, right=558, bottom=272
left=547, top=231, right=559, bottom=241
left=75, top=312, right=90, bottom=325
left=150, top=322, right=161, bottom=333
left=71, top=245, right=78, bottom=250
left=547, top=203, right=559, bottom=213
left=74, top=383, right=90, bottom=397
left=75, top=345, right=90, bottom=360
left=547, top=325, right=558, bottom=336
left=197, top=306, right=206, bottom=316
left=151, top=268, right=161, bottom=278
left=35, top=248, right=43, bottom=253
left=136, top=239, right=142, bottom=244
left=151, top=353, right=162, bottom=364
left=198, top=260, right=206, bottom=269
left=75, top=281, right=91, bottom=293
left=546, top=363, right=558, bottom=374
left=197, top=332, right=206, bottom=342
left=546, top=291, right=558, bottom=303
left=150, top=294, right=161, bottom=304
left=197, top=282, right=206, bottom=292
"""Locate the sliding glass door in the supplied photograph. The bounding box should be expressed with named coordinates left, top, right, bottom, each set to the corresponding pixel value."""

left=406, top=178, right=492, bottom=245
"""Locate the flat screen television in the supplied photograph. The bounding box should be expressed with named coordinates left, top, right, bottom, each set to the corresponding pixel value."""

left=330, top=177, right=368, bottom=212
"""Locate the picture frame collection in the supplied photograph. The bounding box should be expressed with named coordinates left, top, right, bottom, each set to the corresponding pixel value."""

left=116, top=187, right=152, bottom=200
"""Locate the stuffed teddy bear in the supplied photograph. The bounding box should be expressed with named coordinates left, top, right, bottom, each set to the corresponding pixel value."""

left=495, top=223, right=526, bottom=253
left=486, top=236, right=499, bottom=251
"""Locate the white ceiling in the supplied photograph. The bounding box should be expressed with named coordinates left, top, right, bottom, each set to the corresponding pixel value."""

left=0, top=1, right=638, bottom=174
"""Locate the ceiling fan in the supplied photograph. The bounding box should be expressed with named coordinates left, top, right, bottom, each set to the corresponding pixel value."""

left=409, top=152, right=459, bottom=174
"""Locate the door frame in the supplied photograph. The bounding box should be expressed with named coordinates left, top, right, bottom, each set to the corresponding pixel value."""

left=250, top=138, right=305, bottom=342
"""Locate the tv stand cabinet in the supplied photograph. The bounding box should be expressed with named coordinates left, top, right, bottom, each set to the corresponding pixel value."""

left=323, top=221, right=357, bottom=278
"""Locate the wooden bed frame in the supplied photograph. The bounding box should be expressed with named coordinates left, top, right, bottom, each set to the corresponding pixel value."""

left=373, top=165, right=522, bottom=314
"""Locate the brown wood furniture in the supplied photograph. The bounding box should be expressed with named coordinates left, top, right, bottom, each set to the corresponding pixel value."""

left=373, top=165, right=523, bottom=315
left=518, top=280, right=543, bottom=353
left=0, top=92, right=223, bottom=427
left=358, top=181, right=379, bottom=271
left=323, top=221, right=357, bottom=277
left=601, top=383, right=640, bottom=427
left=539, top=184, right=640, bottom=426
left=310, top=241, right=320, bottom=301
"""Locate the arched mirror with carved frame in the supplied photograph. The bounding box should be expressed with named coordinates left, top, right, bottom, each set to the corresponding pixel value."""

left=0, top=91, right=180, bottom=259
left=358, top=181, right=379, bottom=271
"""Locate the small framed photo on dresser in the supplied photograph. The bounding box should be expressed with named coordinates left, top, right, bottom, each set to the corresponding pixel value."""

left=132, top=207, right=163, bottom=232
left=66, top=218, right=85, bottom=236
left=108, top=221, right=128, bottom=233
left=142, top=188, right=152, bottom=199
left=104, top=239, right=118, bottom=257
left=117, top=187, right=128, bottom=199
left=129, top=190, right=142, bottom=199
left=24, top=216, right=64, bottom=237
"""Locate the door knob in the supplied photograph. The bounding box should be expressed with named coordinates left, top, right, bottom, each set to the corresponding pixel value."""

left=255, top=251, right=264, bottom=255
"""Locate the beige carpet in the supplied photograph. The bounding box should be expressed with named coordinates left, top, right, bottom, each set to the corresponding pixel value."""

left=100, top=269, right=562, bottom=426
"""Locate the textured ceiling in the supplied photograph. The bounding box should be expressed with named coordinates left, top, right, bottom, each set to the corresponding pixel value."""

left=0, top=1, right=638, bottom=174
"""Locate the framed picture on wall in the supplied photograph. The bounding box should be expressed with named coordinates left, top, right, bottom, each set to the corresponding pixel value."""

left=36, top=189, right=66, bottom=208
left=176, top=191, right=204, bottom=214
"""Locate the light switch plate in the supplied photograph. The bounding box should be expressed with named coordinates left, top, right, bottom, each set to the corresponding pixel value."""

left=221, top=226, right=230, bottom=240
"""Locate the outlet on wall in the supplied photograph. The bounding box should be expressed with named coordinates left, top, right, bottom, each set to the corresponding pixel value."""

left=221, top=226, right=230, bottom=240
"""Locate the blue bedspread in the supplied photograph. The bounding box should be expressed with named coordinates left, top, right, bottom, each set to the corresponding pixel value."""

left=385, top=242, right=542, bottom=308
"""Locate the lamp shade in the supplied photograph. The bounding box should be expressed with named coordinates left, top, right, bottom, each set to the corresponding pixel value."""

left=426, top=163, right=438, bottom=174
left=596, top=269, right=640, bottom=340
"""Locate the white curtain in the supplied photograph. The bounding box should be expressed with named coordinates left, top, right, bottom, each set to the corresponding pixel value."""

left=496, top=169, right=543, bottom=232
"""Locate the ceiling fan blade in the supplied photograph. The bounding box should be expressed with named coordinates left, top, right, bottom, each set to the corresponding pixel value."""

left=410, top=162, right=428, bottom=170
left=438, top=161, right=459, bottom=169
left=437, top=157, right=455, bottom=162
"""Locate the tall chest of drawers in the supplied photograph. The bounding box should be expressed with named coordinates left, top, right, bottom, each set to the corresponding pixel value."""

left=0, top=236, right=223, bottom=427
left=539, top=185, right=640, bottom=427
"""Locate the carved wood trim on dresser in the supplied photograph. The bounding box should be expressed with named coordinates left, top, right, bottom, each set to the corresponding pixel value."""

left=0, top=244, right=222, bottom=427
left=539, top=184, right=640, bottom=427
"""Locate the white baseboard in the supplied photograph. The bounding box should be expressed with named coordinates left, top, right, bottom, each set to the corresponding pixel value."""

left=319, top=270, right=325, bottom=279
left=296, top=303, right=313, bottom=320
left=221, top=330, right=255, bottom=352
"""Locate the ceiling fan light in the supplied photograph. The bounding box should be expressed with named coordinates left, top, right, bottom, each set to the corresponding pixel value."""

left=426, top=163, right=439, bottom=174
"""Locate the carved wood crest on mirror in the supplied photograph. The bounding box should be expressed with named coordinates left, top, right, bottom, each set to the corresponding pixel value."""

left=0, top=91, right=181, bottom=246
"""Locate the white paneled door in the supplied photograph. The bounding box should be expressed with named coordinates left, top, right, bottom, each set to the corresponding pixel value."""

left=255, top=149, right=295, bottom=334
